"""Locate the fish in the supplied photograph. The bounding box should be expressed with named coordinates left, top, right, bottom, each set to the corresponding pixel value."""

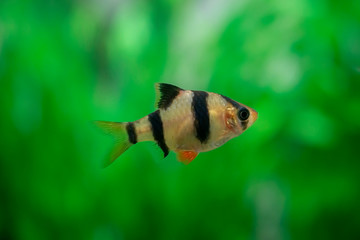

left=96, top=83, right=258, bottom=166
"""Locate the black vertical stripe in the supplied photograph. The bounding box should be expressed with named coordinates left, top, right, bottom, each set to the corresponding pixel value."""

left=126, top=122, right=137, bottom=144
left=221, top=94, right=240, bottom=109
left=148, top=110, right=169, bottom=157
left=192, top=91, right=210, bottom=143
left=241, top=121, right=248, bottom=131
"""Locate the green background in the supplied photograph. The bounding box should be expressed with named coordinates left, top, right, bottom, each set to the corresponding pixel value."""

left=1, top=0, right=360, bottom=239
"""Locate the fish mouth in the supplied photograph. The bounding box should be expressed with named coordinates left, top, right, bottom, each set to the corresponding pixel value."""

left=250, top=108, right=258, bottom=123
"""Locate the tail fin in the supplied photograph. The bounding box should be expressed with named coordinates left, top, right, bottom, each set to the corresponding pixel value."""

left=95, top=121, right=133, bottom=167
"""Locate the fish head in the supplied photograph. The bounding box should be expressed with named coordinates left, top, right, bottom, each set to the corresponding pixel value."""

left=223, top=99, right=258, bottom=136
left=233, top=102, right=258, bottom=134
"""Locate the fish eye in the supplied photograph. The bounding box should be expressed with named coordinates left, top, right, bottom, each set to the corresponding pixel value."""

left=238, top=108, right=250, bottom=121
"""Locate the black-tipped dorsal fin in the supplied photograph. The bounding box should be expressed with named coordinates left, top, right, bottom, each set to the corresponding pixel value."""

left=155, top=83, right=183, bottom=109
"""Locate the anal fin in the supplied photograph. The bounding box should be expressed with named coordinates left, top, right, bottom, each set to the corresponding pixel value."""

left=176, top=151, right=199, bottom=165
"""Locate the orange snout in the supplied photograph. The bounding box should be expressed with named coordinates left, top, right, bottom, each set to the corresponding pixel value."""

left=249, top=108, right=258, bottom=125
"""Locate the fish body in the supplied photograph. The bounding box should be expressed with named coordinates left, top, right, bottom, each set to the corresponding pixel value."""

left=96, top=83, right=258, bottom=166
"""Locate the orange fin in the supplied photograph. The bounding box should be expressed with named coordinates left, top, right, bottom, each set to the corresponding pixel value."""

left=176, top=151, right=198, bottom=165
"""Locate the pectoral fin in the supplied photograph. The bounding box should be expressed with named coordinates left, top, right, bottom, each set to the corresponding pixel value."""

left=176, top=151, right=199, bottom=165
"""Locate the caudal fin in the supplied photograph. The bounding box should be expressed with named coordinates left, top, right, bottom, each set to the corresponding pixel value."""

left=95, top=121, right=133, bottom=167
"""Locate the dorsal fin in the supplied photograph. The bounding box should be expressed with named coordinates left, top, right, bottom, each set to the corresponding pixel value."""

left=155, top=83, right=183, bottom=109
